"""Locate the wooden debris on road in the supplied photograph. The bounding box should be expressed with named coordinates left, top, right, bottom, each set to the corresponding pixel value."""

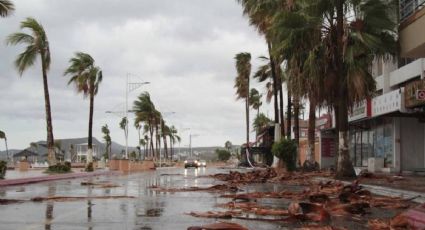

left=187, top=221, right=248, bottom=230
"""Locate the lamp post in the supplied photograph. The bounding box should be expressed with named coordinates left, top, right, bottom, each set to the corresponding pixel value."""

left=189, top=133, right=199, bottom=158
left=106, top=74, right=149, bottom=159
left=159, top=111, right=175, bottom=168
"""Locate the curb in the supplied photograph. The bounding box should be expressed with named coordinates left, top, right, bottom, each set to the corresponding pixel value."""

left=313, top=177, right=425, bottom=204
left=0, top=170, right=122, bottom=187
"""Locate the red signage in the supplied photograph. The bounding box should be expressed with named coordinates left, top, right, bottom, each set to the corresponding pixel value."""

left=416, top=90, right=425, bottom=100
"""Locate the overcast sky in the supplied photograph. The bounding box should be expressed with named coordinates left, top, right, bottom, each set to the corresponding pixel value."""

left=0, top=0, right=277, bottom=150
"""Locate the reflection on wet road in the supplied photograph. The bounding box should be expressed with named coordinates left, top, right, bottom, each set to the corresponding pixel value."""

left=0, top=167, right=281, bottom=230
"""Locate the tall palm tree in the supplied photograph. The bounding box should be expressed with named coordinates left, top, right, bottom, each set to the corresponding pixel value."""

left=7, top=18, right=56, bottom=165
left=253, top=113, right=271, bottom=135
left=169, top=126, right=180, bottom=160
left=139, top=139, right=146, bottom=160
left=133, top=92, right=157, bottom=159
left=249, top=88, right=262, bottom=116
left=101, top=124, right=111, bottom=160
left=135, top=121, right=142, bottom=159
left=0, top=0, right=14, bottom=17
left=0, top=130, right=8, bottom=161
left=234, top=52, right=251, bottom=149
left=236, top=0, right=290, bottom=136
left=119, top=117, right=128, bottom=158
left=64, top=52, right=102, bottom=163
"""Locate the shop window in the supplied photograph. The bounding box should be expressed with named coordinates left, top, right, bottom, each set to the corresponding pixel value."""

left=372, top=118, right=393, bottom=168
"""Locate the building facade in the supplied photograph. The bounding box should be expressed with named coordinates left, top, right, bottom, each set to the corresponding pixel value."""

left=348, top=1, right=425, bottom=173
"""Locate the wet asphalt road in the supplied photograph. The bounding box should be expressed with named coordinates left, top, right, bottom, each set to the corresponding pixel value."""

left=0, top=167, right=403, bottom=230
left=0, top=167, right=283, bottom=230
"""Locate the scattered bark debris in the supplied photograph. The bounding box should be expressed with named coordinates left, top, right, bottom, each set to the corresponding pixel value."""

left=187, top=169, right=415, bottom=227
left=80, top=181, right=120, bottom=188
left=187, top=211, right=241, bottom=219
left=149, top=184, right=239, bottom=193
left=30, top=195, right=135, bottom=202
left=0, top=198, right=25, bottom=205
left=187, top=221, right=248, bottom=230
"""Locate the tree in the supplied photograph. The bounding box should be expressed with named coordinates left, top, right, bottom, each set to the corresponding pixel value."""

left=249, top=88, right=262, bottom=116
left=236, top=0, right=290, bottom=136
left=216, top=149, right=231, bottom=161
left=64, top=52, right=102, bottom=164
left=135, top=121, right=142, bottom=160
left=119, top=117, right=128, bottom=157
left=0, top=131, right=8, bottom=161
left=224, top=141, right=232, bottom=153
left=0, top=0, right=14, bottom=17
left=101, top=124, right=111, bottom=160
left=7, top=18, right=56, bottom=165
left=168, top=126, right=180, bottom=161
left=139, top=139, right=146, bottom=160
left=253, top=113, right=271, bottom=134
left=133, top=92, right=157, bottom=159
left=234, top=52, right=251, bottom=148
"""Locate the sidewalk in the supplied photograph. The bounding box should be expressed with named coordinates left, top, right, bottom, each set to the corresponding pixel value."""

left=314, top=176, right=425, bottom=203
left=0, top=170, right=121, bottom=187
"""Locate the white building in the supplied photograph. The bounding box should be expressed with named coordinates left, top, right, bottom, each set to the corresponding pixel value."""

left=348, top=0, right=425, bottom=173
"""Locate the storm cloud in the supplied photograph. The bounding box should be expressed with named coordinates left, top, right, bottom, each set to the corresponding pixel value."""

left=0, top=0, right=273, bottom=149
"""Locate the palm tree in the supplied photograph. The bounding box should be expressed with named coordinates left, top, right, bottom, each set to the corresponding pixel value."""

left=234, top=52, right=251, bottom=148
left=139, top=139, right=146, bottom=160
left=249, top=88, right=262, bottom=116
left=119, top=117, right=128, bottom=158
left=7, top=18, right=56, bottom=165
left=133, top=92, right=157, bottom=159
left=236, top=0, right=290, bottom=136
left=0, top=130, right=8, bottom=161
left=135, top=121, right=142, bottom=159
left=0, top=0, right=14, bottom=17
left=101, top=124, right=111, bottom=160
left=253, top=113, right=271, bottom=135
left=168, top=126, right=180, bottom=160
left=64, top=52, right=102, bottom=163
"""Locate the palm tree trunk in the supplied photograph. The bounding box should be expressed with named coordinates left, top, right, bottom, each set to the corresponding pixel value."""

left=294, top=98, right=300, bottom=148
left=137, top=126, right=141, bottom=160
left=87, top=84, right=94, bottom=163
left=335, top=0, right=356, bottom=179
left=287, top=91, right=292, bottom=139
left=40, top=52, right=56, bottom=165
left=149, top=124, right=154, bottom=159
left=4, top=138, right=8, bottom=161
left=267, top=41, right=279, bottom=125
left=279, top=82, right=285, bottom=137
left=307, top=95, right=317, bottom=164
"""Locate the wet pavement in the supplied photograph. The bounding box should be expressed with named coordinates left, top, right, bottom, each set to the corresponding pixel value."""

left=0, top=167, right=405, bottom=230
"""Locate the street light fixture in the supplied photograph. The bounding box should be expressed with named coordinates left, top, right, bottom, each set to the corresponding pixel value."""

left=105, top=74, right=150, bottom=159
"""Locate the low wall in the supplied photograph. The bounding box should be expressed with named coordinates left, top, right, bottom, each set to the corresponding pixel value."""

left=18, top=161, right=30, bottom=171
left=109, top=159, right=155, bottom=172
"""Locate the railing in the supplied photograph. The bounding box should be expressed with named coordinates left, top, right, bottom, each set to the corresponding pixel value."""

left=400, top=0, right=425, bottom=22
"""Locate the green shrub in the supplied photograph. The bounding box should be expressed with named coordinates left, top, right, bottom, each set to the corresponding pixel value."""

left=216, top=149, right=231, bottom=161
left=85, top=162, right=94, bottom=172
left=0, top=160, right=7, bottom=179
left=272, top=139, right=297, bottom=171
left=46, top=162, right=71, bottom=174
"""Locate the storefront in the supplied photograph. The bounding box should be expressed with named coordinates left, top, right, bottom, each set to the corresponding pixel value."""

left=348, top=89, right=406, bottom=171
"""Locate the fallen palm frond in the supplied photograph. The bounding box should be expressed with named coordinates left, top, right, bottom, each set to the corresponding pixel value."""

left=148, top=184, right=239, bottom=193
left=30, top=195, right=135, bottom=202
left=187, top=221, right=248, bottom=230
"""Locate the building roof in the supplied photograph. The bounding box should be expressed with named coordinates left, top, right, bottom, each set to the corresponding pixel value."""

left=13, top=149, right=38, bottom=157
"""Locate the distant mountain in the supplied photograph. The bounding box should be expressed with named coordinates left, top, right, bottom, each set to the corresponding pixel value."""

left=0, top=137, right=240, bottom=160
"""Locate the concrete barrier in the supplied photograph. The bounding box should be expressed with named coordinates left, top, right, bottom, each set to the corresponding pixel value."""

left=118, top=159, right=129, bottom=172
left=128, top=160, right=155, bottom=171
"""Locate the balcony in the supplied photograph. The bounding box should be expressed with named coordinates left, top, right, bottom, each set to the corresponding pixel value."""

left=399, top=0, right=425, bottom=58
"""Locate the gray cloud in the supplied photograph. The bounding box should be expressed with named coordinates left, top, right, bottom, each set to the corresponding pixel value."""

left=0, top=0, right=273, bottom=150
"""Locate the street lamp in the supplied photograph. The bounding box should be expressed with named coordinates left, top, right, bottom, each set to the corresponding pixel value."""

left=189, top=133, right=200, bottom=158
left=105, top=74, right=149, bottom=159
left=159, top=111, right=176, bottom=168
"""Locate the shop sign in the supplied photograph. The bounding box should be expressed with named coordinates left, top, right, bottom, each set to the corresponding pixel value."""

left=405, top=79, right=425, bottom=107
left=349, top=99, right=371, bottom=122
left=372, top=88, right=405, bottom=117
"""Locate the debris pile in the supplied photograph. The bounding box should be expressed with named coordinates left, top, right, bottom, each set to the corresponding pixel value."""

left=186, top=169, right=417, bottom=228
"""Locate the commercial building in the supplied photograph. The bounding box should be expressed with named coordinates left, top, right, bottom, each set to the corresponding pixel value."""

left=348, top=0, right=425, bottom=173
